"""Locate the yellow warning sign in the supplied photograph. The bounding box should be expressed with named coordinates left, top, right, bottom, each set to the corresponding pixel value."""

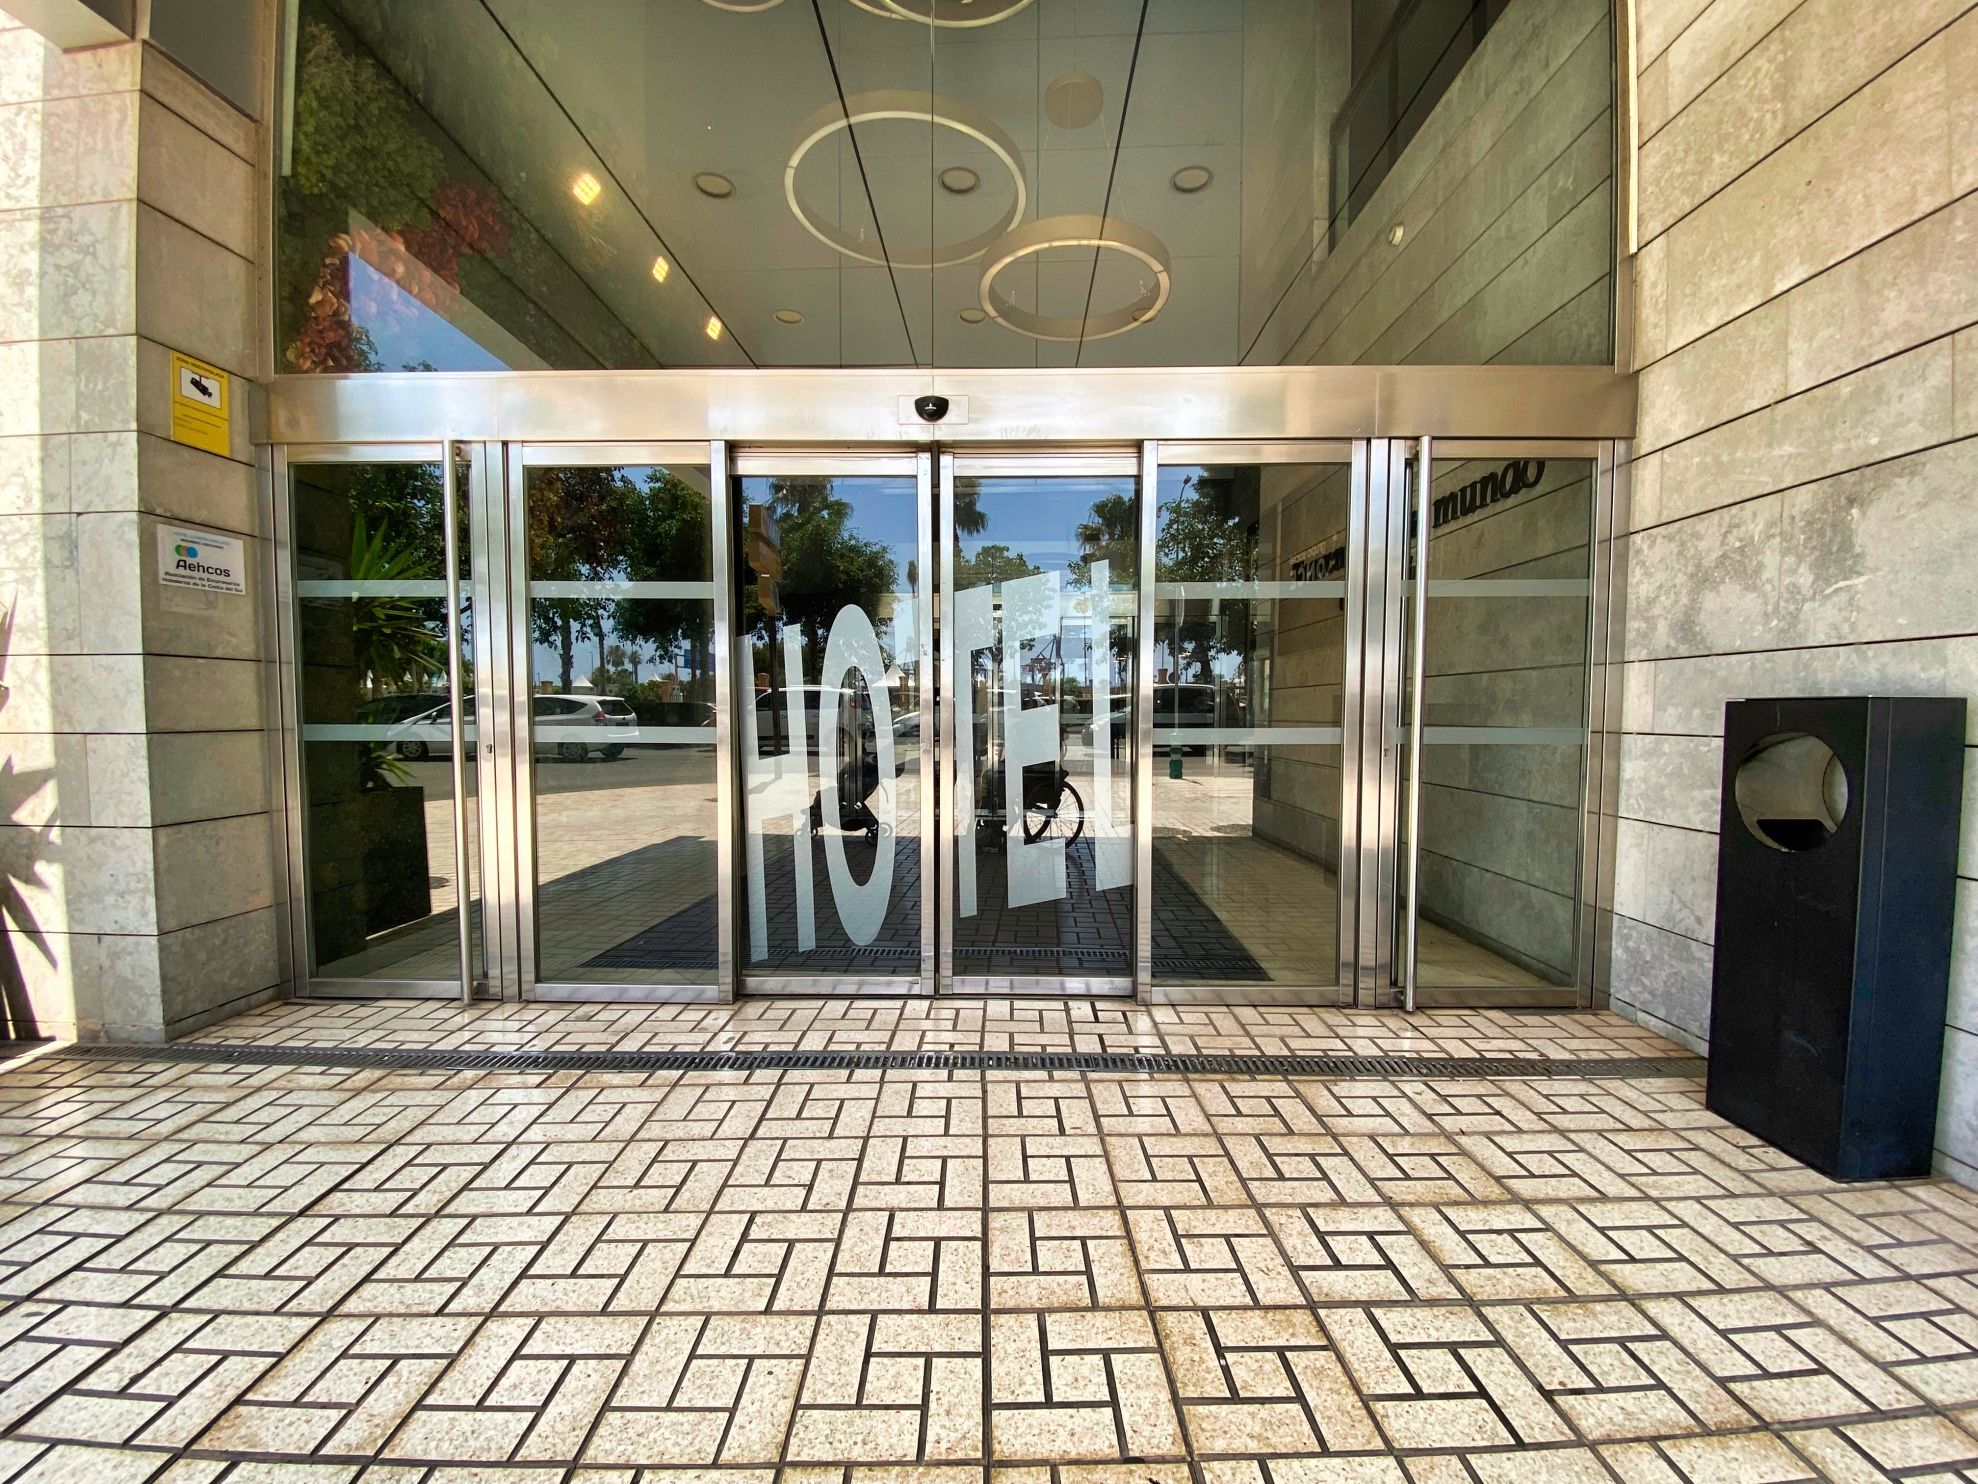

left=169, top=352, right=229, bottom=456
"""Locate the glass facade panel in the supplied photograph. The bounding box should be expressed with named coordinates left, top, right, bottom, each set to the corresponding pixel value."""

left=1397, top=454, right=1593, bottom=990
left=291, top=458, right=480, bottom=982
left=949, top=473, right=1137, bottom=983
left=522, top=463, right=719, bottom=987
left=277, top=0, right=1614, bottom=372
left=735, top=474, right=925, bottom=981
left=1152, top=462, right=1349, bottom=987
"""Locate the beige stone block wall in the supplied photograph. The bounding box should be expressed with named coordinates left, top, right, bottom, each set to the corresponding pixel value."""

left=1611, top=0, right=1978, bottom=1180
left=0, top=15, right=275, bottom=1041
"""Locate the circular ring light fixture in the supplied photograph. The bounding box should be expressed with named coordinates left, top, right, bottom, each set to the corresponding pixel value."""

left=702, top=0, right=786, bottom=10
left=847, top=0, right=1037, bottom=25
left=977, top=213, right=1172, bottom=341
left=786, top=90, right=1026, bottom=269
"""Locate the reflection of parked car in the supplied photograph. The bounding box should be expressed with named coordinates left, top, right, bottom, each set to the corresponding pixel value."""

left=360, top=692, right=448, bottom=727
left=388, top=699, right=467, bottom=760
left=533, top=694, right=636, bottom=762
left=1154, top=682, right=1243, bottom=754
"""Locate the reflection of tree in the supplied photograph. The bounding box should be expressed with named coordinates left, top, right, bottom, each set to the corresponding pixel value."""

left=612, top=470, right=712, bottom=694
left=741, top=477, right=897, bottom=674
left=955, top=542, right=1039, bottom=590
left=1074, top=491, right=1139, bottom=665
left=528, top=467, right=633, bottom=691
left=1157, top=469, right=1258, bottom=685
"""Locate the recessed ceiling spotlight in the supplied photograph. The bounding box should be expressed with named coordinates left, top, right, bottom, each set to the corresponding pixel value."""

left=694, top=172, right=736, bottom=199
left=1388, top=223, right=1406, bottom=245
left=958, top=307, right=986, bottom=324
left=939, top=166, right=980, bottom=195
left=650, top=255, right=671, bottom=284
left=774, top=308, right=805, bottom=325
left=1044, top=71, right=1103, bottom=130
left=570, top=171, right=603, bottom=206
left=1170, top=165, right=1213, bottom=194
left=704, top=315, right=725, bottom=340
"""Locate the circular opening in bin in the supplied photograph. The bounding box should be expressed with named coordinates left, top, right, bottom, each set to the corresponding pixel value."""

left=1733, top=731, right=1850, bottom=851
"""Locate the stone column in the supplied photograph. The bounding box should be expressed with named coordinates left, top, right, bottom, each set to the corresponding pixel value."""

left=0, top=13, right=275, bottom=1041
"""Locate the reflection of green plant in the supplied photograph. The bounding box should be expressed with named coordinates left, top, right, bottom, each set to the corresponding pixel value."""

left=292, top=15, right=444, bottom=226
left=357, top=745, right=411, bottom=792
left=349, top=513, right=444, bottom=693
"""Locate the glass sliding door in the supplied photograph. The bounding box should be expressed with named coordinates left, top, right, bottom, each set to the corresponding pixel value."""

left=514, top=447, right=723, bottom=997
left=941, top=455, right=1140, bottom=993
left=1150, top=447, right=1356, bottom=997
left=732, top=455, right=933, bottom=992
left=285, top=449, right=480, bottom=991
left=1395, top=444, right=1597, bottom=1004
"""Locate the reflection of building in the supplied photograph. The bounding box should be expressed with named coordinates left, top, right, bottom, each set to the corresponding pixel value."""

left=5, top=0, right=1977, bottom=1186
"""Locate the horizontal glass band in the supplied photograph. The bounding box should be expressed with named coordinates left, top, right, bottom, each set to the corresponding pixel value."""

left=1413, top=579, right=1590, bottom=597
left=296, top=580, right=448, bottom=598
left=1155, top=581, right=1348, bottom=600
left=1420, top=726, right=1585, bottom=745
left=302, top=724, right=472, bottom=741
left=532, top=725, right=712, bottom=744
left=1154, top=726, right=1342, bottom=745
left=529, top=581, right=715, bottom=599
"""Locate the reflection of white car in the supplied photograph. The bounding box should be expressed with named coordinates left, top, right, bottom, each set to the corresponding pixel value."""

left=388, top=700, right=466, bottom=760
left=389, top=694, right=638, bottom=762
left=533, top=694, right=637, bottom=762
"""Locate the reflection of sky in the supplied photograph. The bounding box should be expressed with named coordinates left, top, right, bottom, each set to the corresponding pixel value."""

left=349, top=257, right=507, bottom=373
left=962, top=478, right=1132, bottom=575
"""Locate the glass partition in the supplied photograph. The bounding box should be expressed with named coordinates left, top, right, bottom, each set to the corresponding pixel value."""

left=290, top=456, right=479, bottom=984
left=945, top=463, right=1139, bottom=988
left=1152, top=458, right=1352, bottom=990
left=1397, top=451, right=1594, bottom=993
left=521, top=460, right=719, bottom=989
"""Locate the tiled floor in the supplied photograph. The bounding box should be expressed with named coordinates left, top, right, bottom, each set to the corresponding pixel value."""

left=3, top=1000, right=1977, bottom=1482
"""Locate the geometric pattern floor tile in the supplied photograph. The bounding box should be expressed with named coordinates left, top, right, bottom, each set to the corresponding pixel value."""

left=1, top=999, right=1977, bottom=1480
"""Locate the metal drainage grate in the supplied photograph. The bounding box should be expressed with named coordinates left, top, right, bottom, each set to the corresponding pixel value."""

left=47, top=1042, right=1706, bottom=1081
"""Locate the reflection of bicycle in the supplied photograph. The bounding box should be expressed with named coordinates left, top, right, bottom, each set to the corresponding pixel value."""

left=978, top=762, right=1084, bottom=847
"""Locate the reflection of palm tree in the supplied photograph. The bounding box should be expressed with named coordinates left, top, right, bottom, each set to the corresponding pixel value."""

left=0, top=607, right=54, bottom=1041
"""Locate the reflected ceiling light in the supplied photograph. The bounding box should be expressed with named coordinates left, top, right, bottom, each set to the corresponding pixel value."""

left=774, top=308, right=806, bottom=325
left=977, top=213, right=1172, bottom=341
left=1044, top=72, right=1104, bottom=130
left=787, top=90, right=1026, bottom=268
left=570, top=171, right=603, bottom=206
left=958, top=307, right=986, bottom=323
left=694, top=172, right=736, bottom=199
left=1170, top=165, right=1213, bottom=194
left=705, top=315, right=725, bottom=340
left=939, top=165, right=980, bottom=194
left=650, top=255, right=671, bottom=283
left=847, top=0, right=1038, bottom=25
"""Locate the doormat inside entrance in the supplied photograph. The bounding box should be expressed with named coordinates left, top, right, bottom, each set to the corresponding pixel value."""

left=584, top=838, right=1267, bottom=980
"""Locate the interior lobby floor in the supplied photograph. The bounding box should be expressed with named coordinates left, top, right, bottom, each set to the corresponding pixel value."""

left=3, top=1000, right=1977, bottom=1480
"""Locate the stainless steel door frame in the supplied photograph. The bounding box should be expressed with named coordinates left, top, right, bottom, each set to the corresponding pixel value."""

left=942, top=449, right=1142, bottom=998
left=1379, top=438, right=1612, bottom=1010
left=273, top=440, right=475, bottom=1001
left=502, top=441, right=727, bottom=1004
left=730, top=450, right=934, bottom=997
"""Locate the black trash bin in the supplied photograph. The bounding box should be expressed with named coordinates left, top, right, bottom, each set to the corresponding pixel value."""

left=1706, top=696, right=1966, bottom=1180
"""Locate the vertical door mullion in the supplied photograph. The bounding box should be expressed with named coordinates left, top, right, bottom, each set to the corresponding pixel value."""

left=1335, top=441, right=1371, bottom=1002
left=916, top=452, right=937, bottom=996
left=1134, top=442, right=1157, bottom=1004
left=441, top=444, right=474, bottom=1003
left=711, top=441, right=737, bottom=1003
left=1399, top=436, right=1433, bottom=1012
left=936, top=453, right=957, bottom=994
left=468, top=442, right=509, bottom=999
left=502, top=447, right=538, bottom=997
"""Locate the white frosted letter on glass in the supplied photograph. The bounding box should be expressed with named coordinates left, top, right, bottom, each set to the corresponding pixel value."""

left=1001, top=571, right=1064, bottom=909
left=818, top=605, right=895, bottom=945
left=742, top=626, right=815, bottom=959
left=1088, top=559, right=1129, bottom=889
left=952, top=583, right=993, bottom=918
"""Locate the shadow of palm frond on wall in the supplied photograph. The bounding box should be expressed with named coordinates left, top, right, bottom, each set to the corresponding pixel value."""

left=0, top=604, right=57, bottom=1042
